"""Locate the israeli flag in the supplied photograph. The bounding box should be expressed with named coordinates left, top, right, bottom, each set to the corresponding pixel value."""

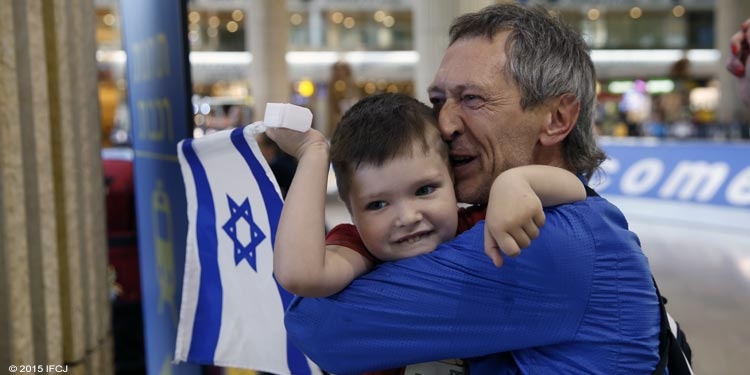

left=174, top=125, right=319, bottom=374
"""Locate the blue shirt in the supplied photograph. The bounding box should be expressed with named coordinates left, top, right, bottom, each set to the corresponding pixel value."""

left=285, top=194, right=661, bottom=374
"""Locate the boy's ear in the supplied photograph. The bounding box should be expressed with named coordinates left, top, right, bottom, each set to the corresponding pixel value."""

left=539, top=93, right=579, bottom=146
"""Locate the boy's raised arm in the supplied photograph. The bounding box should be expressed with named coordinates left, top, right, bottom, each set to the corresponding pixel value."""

left=483, top=165, right=586, bottom=267
left=266, top=128, right=372, bottom=297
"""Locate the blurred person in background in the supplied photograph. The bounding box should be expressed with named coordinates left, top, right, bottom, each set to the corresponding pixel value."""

left=727, top=18, right=750, bottom=107
left=327, top=61, right=362, bottom=137
left=256, top=133, right=297, bottom=198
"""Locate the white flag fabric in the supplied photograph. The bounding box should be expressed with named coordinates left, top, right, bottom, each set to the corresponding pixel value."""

left=174, top=125, right=319, bottom=375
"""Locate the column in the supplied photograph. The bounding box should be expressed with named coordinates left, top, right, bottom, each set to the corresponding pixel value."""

left=248, top=0, right=290, bottom=120
left=716, top=0, right=750, bottom=123
left=412, top=0, right=495, bottom=103
left=0, top=0, right=111, bottom=373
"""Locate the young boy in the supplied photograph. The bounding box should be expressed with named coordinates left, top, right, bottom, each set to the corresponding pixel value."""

left=266, top=93, right=586, bottom=298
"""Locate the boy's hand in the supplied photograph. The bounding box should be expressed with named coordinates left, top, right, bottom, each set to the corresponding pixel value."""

left=265, top=127, right=328, bottom=160
left=483, top=173, right=546, bottom=268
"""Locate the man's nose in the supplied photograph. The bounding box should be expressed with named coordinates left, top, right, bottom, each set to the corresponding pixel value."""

left=437, top=100, right=462, bottom=142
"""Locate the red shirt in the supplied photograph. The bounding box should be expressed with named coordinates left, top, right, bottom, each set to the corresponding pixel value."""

left=325, top=205, right=487, bottom=262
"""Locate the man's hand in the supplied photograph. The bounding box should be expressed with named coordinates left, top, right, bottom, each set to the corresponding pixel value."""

left=483, top=172, right=545, bottom=267
left=265, top=127, right=328, bottom=161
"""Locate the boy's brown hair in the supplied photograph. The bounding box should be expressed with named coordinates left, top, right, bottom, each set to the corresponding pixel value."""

left=330, top=93, right=448, bottom=209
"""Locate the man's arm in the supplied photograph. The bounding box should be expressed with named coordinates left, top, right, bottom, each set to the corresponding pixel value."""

left=285, top=209, right=594, bottom=374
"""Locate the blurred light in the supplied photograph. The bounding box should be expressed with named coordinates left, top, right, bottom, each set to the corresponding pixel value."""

left=607, top=79, right=675, bottom=94
left=374, top=10, right=386, bottom=22
left=226, top=21, right=238, bottom=33
left=207, top=28, right=218, bottom=38
left=103, top=13, right=116, bottom=26
left=231, top=10, right=244, bottom=22
left=334, top=80, right=346, bottom=92
left=629, top=7, right=642, bottom=19
left=343, top=17, right=355, bottom=29
left=193, top=127, right=205, bottom=138
left=645, top=79, right=675, bottom=94
left=686, top=49, right=721, bottom=62
left=199, top=103, right=211, bottom=115
left=290, top=13, right=303, bottom=26
left=672, top=5, right=685, bottom=18
left=596, top=81, right=601, bottom=96
left=112, top=129, right=129, bottom=144
left=690, top=87, right=719, bottom=110
left=208, top=16, right=220, bottom=28
left=591, top=49, right=680, bottom=63
left=190, top=51, right=252, bottom=65
left=386, top=84, right=398, bottom=93
left=189, top=11, right=201, bottom=24
left=331, top=12, right=344, bottom=24
left=608, top=81, right=634, bottom=94
left=340, top=50, right=417, bottom=64
left=587, top=8, right=600, bottom=21
left=297, top=79, right=315, bottom=97
left=364, top=82, right=376, bottom=94
left=383, top=16, right=395, bottom=28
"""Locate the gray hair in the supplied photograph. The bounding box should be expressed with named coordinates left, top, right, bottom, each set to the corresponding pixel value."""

left=449, top=3, right=606, bottom=179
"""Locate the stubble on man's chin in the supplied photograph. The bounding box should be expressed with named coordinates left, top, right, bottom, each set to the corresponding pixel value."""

left=455, top=181, right=491, bottom=206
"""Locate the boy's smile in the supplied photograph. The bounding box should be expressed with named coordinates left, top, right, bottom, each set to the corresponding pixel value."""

left=348, top=145, right=458, bottom=261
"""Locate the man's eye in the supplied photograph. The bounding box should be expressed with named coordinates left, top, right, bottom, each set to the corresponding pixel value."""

left=415, top=185, right=436, bottom=196
left=365, top=201, right=387, bottom=210
left=462, top=95, right=482, bottom=107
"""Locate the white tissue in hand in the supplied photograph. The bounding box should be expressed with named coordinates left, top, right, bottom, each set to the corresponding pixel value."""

left=263, top=103, right=312, bottom=132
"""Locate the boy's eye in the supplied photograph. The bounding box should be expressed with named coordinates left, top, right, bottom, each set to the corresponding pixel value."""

left=365, top=201, right=387, bottom=211
left=415, top=185, right=436, bottom=196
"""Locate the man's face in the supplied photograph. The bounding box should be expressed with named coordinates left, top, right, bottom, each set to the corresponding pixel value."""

left=429, top=33, right=549, bottom=204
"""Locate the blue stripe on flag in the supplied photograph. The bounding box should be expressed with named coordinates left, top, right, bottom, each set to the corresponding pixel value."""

left=182, top=138, right=223, bottom=362
left=230, top=128, right=312, bottom=375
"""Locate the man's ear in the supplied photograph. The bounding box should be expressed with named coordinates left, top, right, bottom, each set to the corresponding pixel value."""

left=539, top=93, right=579, bottom=146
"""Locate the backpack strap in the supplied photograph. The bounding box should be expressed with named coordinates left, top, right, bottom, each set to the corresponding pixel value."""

left=651, top=277, right=694, bottom=375
left=651, top=277, right=671, bottom=374
left=584, top=185, right=599, bottom=197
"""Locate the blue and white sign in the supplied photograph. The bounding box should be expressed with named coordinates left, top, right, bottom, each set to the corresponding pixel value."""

left=593, top=140, right=750, bottom=208
left=120, top=0, right=198, bottom=374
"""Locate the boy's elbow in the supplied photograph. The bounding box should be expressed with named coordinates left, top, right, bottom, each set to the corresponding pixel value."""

left=274, top=270, right=331, bottom=297
left=274, top=269, right=304, bottom=294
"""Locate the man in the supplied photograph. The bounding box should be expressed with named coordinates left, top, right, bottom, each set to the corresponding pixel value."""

left=284, top=4, right=661, bottom=373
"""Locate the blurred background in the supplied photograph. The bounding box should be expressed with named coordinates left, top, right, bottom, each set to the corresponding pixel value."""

left=95, top=0, right=749, bottom=146
left=95, top=1, right=749, bottom=375
left=96, top=0, right=750, bottom=374
left=1, top=0, right=747, bottom=374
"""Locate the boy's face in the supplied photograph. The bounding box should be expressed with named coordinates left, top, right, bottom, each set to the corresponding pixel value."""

left=348, top=145, right=458, bottom=261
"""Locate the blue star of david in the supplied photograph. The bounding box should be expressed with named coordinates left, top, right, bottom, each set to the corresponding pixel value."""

left=222, top=195, right=266, bottom=271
